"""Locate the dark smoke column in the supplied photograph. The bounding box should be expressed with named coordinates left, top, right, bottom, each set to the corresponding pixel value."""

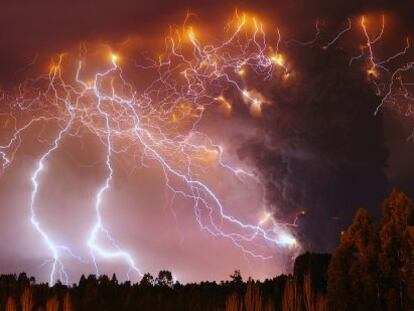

left=239, top=46, right=388, bottom=252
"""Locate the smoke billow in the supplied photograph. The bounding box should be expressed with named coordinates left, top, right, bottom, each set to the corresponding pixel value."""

left=238, top=46, right=388, bottom=251
left=1, top=0, right=414, bottom=281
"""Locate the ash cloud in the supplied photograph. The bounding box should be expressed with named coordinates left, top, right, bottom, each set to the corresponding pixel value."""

left=238, top=47, right=388, bottom=251
left=1, top=0, right=414, bottom=279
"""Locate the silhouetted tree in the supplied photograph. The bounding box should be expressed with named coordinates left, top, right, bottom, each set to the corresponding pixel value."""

left=5, top=296, right=16, bottom=311
left=379, top=190, right=414, bottom=310
left=282, top=276, right=300, bottom=311
left=0, top=192, right=413, bottom=311
left=62, top=292, right=72, bottom=311
left=98, top=274, right=110, bottom=286
left=20, top=287, right=33, bottom=311
left=111, top=273, right=118, bottom=285
left=45, top=296, right=59, bottom=311
left=303, top=273, right=314, bottom=311
left=225, top=292, right=243, bottom=311
left=18, top=273, right=29, bottom=288
left=156, top=270, right=173, bottom=287
left=293, top=252, right=330, bottom=294
left=78, top=275, right=87, bottom=288
left=328, top=208, right=380, bottom=310
left=140, top=273, right=154, bottom=287
left=263, top=298, right=275, bottom=311
left=229, top=270, right=243, bottom=285
left=244, top=280, right=263, bottom=311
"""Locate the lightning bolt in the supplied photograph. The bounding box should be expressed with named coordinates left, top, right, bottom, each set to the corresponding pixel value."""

left=0, top=12, right=412, bottom=284
left=86, top=58, right=143, bottom=280
left=29, top=87, right=75, bottom=284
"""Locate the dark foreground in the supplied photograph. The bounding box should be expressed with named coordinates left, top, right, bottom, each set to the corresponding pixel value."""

left=1, top=190, right=413, bottom=311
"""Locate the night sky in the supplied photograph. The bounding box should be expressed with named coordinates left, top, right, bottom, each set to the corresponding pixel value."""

left=1, top=0, right=414, bottom=284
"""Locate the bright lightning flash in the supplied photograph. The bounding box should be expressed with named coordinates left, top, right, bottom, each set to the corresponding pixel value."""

left=0, top=11, right=411, bottom=284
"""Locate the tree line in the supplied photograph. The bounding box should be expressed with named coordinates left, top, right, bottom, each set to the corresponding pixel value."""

left=0, top=190, right=413, bottom=310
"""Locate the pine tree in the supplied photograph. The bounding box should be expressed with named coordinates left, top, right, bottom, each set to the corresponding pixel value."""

left=20, top=287, right=33, bottom=311
left=45, top=296, right=59, bottom=311
left=140, top=273, right=154, bottom=287
left=282, top=276, right=300, bottom=311
left=315, top=293, right=327, bottom=311
left=327, top=239, right=353, bottom=310
left=379, top=190, right=414, bottom=310
left=5, top=297, right=17, bottom=311
left=244, top=280, right=263, bottom=311
left=156, top=270, right=173, bottom=287
left=62, top=292, right=72, bottom=311
left=327, top=208, right=379, bottom=310
left=263, top=299, right=274, bottom=311
left=303, top=273, right=315, bottom=311
left=229, top=270, right=243, bottom=285
left=111, top=273, right=118, bottom=285
left=225, top=293, right=243, bottom=311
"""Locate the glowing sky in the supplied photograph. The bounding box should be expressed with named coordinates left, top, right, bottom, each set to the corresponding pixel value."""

left=1, top=0, right=414, bottom=284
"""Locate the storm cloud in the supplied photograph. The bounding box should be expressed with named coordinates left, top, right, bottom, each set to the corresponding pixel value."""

left=238, top=46, right=388, bottom=251
left=1, top=0, right=414, bottom=282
